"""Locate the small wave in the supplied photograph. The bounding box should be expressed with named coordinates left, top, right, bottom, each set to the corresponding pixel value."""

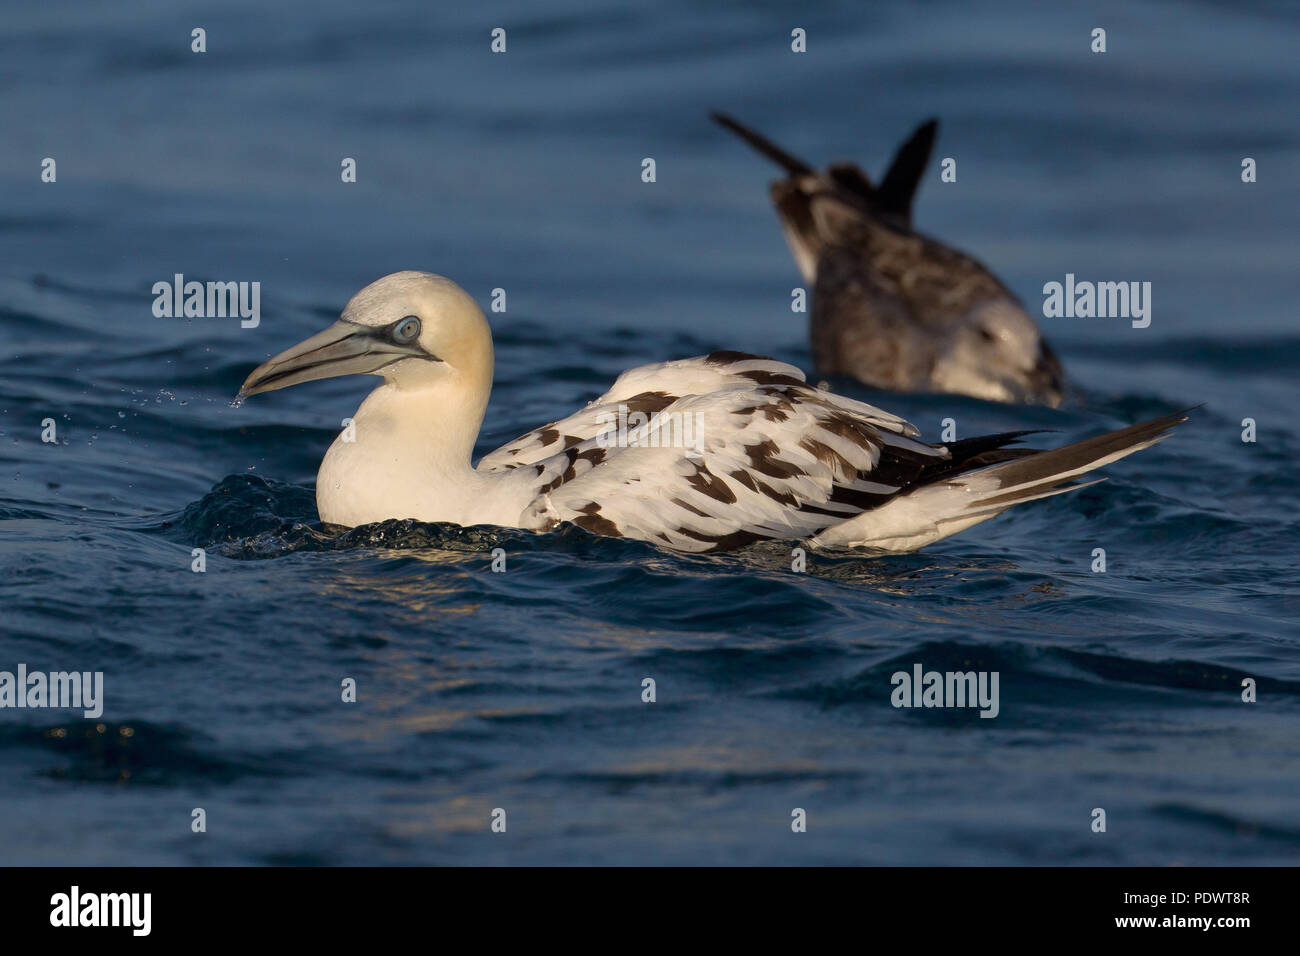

left=777, top=640, right=1300, bottom=710
left=3, top=720, right=272, bottom=787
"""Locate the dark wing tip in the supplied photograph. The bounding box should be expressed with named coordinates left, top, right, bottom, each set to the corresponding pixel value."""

left=876, top=117, right=941, bottom=221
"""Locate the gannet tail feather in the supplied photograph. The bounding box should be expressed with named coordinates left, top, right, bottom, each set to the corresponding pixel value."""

left=920, top=428, right=1045, bottom=479
left=710, top=111, right=816, bottom=177
left=809, top=409, right=1191, bottom=551
left=950, top=409, right=1190, bottom=505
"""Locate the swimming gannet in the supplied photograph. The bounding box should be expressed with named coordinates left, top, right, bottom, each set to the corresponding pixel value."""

left=712, top=112, right=1065, bottom=407
left=237, top=272, right=1185, bottom=553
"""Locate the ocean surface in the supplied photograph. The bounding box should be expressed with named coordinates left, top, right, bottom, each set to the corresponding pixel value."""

left=1, top=0, right=1297, bottom=865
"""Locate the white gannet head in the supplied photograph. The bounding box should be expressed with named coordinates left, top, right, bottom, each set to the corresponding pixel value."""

left=237, top=271, right=493, bottom=399
left=931, top=300, right=1064, bottom=407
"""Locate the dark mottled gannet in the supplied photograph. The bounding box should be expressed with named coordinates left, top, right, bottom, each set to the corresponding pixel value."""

left=713, top=112, right=1065, bottom=407
left=237, top=272, right=1183, bottom=553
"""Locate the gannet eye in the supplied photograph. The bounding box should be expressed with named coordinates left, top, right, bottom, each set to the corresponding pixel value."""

left=393, top=316, right=421, bottom=343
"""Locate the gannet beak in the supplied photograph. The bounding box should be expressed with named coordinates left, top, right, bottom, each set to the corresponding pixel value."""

left=1029, top=341, right=1065, bottom=408
left=237, top=320, right=430, bottom=399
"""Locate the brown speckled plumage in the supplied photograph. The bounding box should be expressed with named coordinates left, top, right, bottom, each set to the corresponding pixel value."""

left=714, top=112, right=1065, bottom=406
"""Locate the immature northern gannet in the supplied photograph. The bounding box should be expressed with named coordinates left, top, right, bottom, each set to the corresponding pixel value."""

left=712, top=113, right=1065, bottom=407
left=237, top=272, right=1184, bottom=553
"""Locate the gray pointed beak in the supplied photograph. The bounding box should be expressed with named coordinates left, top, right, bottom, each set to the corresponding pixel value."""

left=237, top=320, right=428, bottom=399
left=1029, top=341, right=1065, bottom=408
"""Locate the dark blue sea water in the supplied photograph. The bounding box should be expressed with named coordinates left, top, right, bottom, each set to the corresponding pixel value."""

left=1, top=0, right=1298, bottom=865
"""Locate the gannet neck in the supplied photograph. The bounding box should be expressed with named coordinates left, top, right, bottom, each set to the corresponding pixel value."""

left=316, top=374, right=495, bottom=528
left=381, top=365, right=491, bottom=473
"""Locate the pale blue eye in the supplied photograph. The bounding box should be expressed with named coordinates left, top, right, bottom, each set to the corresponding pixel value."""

left=394, top=316, right=421, bottom=343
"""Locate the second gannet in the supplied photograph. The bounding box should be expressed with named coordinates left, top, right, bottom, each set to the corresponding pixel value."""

left=713, top=112, right=1065, bottom=407
left=237, top=272, right=1185, bottom=553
